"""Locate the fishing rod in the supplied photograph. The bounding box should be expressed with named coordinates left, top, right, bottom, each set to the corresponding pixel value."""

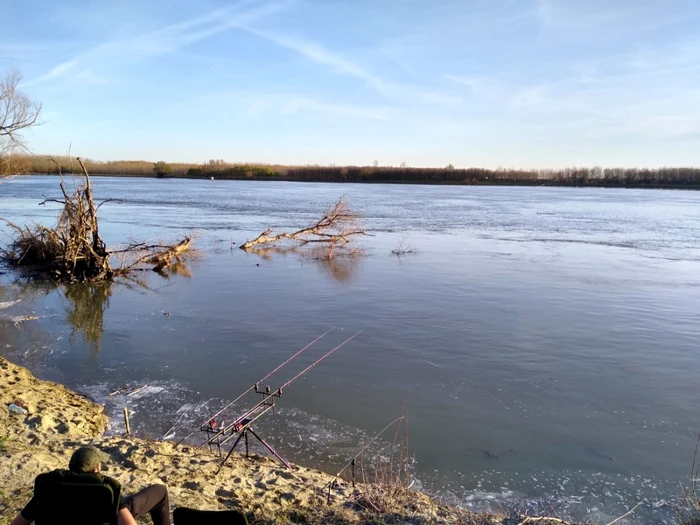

left=324, top=415, right=405, bottom=501
left=174, top=327, right=335, bottom=446
left=205, top=330, right=363, bottom=449
left=278, top=330, right=362, bottom=391
left=207, top=331, right=364, bottom=470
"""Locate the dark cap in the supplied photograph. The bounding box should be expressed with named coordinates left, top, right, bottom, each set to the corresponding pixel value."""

left=69, top=446, right=111, bottom=472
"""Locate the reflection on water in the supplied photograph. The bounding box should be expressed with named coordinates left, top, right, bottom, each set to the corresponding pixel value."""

left=247, top=245, right=363, bottom=284
left=154, top=260, right=193, bottom=279
left=63, top=282, right=112, bottom=354
left=0, top=278, right=112, bottom=356
left=311, top=255, right=362, bottom=283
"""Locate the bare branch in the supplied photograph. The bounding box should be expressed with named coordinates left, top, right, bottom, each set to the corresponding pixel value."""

left=240, top=197, right=366, bottom=259
left=0, top=69, right=42, bottom=177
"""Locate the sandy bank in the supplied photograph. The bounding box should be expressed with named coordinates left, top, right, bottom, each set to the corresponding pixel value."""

left=0, top=357, right=510, bottom=525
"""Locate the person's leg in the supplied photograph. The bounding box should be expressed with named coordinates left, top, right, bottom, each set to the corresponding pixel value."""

left=124, top=484, right=171, bottom=525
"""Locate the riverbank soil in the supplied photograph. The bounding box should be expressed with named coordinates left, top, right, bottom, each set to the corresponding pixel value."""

left=0, top=357, right=506, bottom=524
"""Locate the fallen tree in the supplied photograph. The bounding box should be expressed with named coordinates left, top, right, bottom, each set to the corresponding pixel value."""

left=0, top=157, right=194, bottom=282
left=240, top=197, right=365, bottom=259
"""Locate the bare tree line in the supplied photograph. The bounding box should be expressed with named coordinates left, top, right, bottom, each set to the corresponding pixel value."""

left=20, top=159, right=700, bottom=188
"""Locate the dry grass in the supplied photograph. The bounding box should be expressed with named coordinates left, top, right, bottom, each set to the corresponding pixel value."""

left=679, top=432, right=700, bottom=524
left=351, top=414, right=413, bottom=517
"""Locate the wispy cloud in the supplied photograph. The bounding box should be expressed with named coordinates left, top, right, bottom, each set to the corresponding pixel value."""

left=444, top=75, right=486, bottom=96
left=201, top=89, right=392, bottom=121
left=238, top=26, right=388, bottom=91
left=24, top=60, right=78, bottom=86
left=25, top=0, right=294, bottom=86
left=281, top=98, right=390, bottom=120
left=445, top=75, right=480, bottom=87
left=534, top=0, right=553, bottom=25
left=0, top=42, right=60, bottom=62
left=235, top=25, right=460, bottom=106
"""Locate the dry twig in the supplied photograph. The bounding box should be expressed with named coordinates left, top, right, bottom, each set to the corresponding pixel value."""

left=241, top=197, right=365, bottom=259
left=391, top=238, right=419, bottom=256
left=604, top=502, right=641, bottom=525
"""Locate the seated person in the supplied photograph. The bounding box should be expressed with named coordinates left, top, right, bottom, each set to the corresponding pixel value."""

left=10, top=445, right=171, bottom=525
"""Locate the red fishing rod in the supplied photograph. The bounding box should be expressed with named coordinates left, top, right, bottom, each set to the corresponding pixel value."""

left=208, top=330, right=363, bottom=446
left=209, top=330, right=363, bottom=469
left=278, top=330, right=362, bottom=391
left=175, top=327, right=334, bottom=446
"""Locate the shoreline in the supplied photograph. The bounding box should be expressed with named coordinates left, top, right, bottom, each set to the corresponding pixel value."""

left=15, top=173, right=700, bottom=191
left=0, top=356, right=508, bottom=525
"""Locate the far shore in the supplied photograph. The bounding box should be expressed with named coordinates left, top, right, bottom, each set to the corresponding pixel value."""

left=20, top=171, right=700, bottom=190
left=11, top=155, right=700, bottom=189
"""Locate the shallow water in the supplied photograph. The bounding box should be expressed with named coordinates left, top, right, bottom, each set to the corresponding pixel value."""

left=2, top=176, right=700, bottom=522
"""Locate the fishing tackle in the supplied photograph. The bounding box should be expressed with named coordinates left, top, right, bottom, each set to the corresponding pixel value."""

left=324, top=416, right=406, bottom=503
left=174, top=327, right=335, bottom=446
left=201, top=330, right=363, bottom=470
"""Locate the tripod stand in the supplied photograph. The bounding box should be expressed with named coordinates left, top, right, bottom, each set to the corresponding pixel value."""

left=218, top=418, right=291, bottom=470
left=205, top=385, right=292, bottom=472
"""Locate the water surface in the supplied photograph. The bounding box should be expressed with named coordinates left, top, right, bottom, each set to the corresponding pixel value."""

left=2, top=176, right=700, bottom=522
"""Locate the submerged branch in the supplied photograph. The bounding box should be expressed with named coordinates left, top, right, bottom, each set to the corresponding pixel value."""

left=240, top=197, right=366, bottom=259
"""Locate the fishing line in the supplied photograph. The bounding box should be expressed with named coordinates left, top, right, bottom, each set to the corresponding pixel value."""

left=174, top=327, right=334, bottom=446
left=330, top=415, right=405, bottom=483
left=200, top=330, right=363, bottom=449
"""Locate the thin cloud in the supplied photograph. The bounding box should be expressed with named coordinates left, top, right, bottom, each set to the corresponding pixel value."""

left=445, top=75, right=480, bottom=87
left=535, top=0, right=553, bottom=25
left=203, top=90, right=392, bottom=121
left=239, top=26, right=387, bottom=91
left=24, top=60, right=77, bottom=86
left=25, top=0, right=294, bottom=86
left=236, top=25, right=460, bottom=106
left=282, top=98, right=390, bottom=120
left=0, top=42, right=59, bottom=62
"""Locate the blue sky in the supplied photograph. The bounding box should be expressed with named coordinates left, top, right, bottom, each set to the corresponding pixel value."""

left=2, top=0, right=699, bottom=168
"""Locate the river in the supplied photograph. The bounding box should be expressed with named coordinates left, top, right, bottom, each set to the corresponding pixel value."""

left=2, top=176, right=699, bottom=522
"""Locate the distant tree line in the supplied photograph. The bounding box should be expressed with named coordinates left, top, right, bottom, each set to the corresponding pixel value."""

left=24, top=157, right=195, bottom=177
left=16, top=156, right=700, bottom=188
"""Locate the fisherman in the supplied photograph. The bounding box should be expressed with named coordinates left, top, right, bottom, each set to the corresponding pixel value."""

left=9, top=445, right=171, bottom=525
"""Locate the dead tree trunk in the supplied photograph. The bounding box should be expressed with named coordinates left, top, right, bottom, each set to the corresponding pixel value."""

left=147, top=237, right=193, bottom=272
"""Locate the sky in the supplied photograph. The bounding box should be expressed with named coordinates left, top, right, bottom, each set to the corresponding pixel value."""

left=1, top=0, right=699, bottom=168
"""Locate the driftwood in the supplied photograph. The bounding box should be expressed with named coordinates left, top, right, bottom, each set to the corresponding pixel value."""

left=241, top=197, right=365, bottom=259
left=113, top=236, right=194, bottom=274
left=0, top=157, right=194, bottom=282
left=1, top=158, right=112, bottom=281
left=147, top=237, right=193, bottom=271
